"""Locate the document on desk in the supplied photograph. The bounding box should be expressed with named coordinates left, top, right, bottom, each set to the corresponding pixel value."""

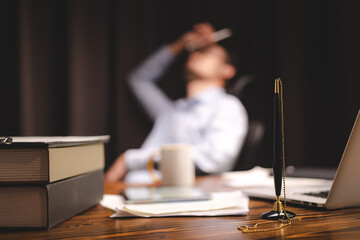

left=100, top=190, right=249, bottom=218
left=222, top=166, right=331, bottom=188
left=222, top=166, right=273, bottom=188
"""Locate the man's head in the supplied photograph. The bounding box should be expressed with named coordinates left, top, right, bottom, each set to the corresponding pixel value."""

left=185, top=44, right=236, bottom=85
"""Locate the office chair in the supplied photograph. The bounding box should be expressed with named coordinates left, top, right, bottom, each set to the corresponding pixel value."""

left=233, top=121, right=265, bottom=170
left=228, top=74, right=265, bottom=171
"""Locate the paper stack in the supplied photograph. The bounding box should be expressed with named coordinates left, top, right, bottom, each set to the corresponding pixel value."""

left=100, top=190, right=249, bottom=218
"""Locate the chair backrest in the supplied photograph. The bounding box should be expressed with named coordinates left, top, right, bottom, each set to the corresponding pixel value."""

left=233, top=120, right=265, bottom=170
left=228, top=74, right=265, bottom=171
left=228, top=74, right=256, bottom=99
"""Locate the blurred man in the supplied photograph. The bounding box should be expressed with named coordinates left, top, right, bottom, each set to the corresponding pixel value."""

left=105, top=23, right=248, bottom=182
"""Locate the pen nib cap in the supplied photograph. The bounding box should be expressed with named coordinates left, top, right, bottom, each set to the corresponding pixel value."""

left=274, top=78, right=280, bottom=93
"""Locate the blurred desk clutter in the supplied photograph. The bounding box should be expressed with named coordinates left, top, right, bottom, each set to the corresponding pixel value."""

left=0, top=136, right=109, bottom=229
left=1, top=175, right=360, bottom=239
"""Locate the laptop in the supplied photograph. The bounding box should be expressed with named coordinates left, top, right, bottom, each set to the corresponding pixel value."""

left=243, top=110, right=360, bottom=209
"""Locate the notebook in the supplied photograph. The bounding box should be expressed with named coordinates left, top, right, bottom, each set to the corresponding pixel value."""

left=243, top=110, right=360, bottom=209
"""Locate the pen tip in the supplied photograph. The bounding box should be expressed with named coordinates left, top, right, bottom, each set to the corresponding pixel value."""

left=274, top=78, right=280, bottom=93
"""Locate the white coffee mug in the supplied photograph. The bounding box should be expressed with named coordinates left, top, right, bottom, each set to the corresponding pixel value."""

left=147, top=144, right=195, bottom=186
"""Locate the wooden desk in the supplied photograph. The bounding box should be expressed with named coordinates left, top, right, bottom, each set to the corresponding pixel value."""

left=2, top=175, right=360, bottom=239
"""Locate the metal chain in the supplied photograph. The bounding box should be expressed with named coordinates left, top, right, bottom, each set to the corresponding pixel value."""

left=238, top=219, right=292, bottom=233
left=279, top=79, right=289, bottom=219
left=238, top=79, right=301, bottom=233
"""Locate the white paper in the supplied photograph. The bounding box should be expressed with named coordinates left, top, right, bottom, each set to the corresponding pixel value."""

left=222, top=166, right=332, bottom=188
left=11, top=135, right=110, bottom=143
left=222, top=166, right=273, bottom=188
left=100, top=191, right=249, bottom=218
left=100, top=194, right=125, bottom=211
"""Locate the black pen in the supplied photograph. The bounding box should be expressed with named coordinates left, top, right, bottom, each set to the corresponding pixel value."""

left=262, top=78, right=295, bottom=219
left=273, top=78, right=282, bottom=205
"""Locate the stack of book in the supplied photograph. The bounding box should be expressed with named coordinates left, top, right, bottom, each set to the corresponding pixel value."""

left=0, top=135, right=109, bottom=229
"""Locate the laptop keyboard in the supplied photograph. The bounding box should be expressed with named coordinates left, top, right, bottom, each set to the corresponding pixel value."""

left=303, top=191, right=329, bottom=198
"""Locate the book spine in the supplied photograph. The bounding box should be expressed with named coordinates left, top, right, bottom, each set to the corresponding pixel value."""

left=0, top=142, right=105, bottom=183
left=0, top=186, right=48, bottom=228
left=46, top=169, right=104, bottom=229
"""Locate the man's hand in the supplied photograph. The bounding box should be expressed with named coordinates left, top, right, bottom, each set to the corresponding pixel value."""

left=169, top=22, right=215, bottom=55
left=105, top=153, right=127, bottom=183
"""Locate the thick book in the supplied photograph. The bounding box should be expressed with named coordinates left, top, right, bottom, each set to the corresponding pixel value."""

left=0, top=135, right=109, bottom=183
left=0, top=169, right=104, bottom=229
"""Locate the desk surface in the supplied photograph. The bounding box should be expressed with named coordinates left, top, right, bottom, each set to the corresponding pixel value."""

left=2, top=175, right=360, bottom=239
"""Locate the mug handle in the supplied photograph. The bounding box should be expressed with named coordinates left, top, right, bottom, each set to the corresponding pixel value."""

left=147, top=150, right=161, bottom=185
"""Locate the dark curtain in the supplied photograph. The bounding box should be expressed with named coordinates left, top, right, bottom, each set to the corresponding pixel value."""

left=1, top=0, right=360, bottom=170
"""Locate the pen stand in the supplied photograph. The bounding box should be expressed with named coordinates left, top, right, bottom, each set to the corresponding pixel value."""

left=262, top=197, right=296, bottom=220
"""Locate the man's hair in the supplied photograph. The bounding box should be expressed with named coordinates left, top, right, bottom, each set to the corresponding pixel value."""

left=221, top=45, right=237, bottom=66
left=220, top=46, right=240, bottom=89
left=196, top=43, right=234, bottom=65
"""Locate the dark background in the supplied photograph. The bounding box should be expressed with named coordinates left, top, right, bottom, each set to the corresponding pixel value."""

left=1, top=0, right=359, bottom=170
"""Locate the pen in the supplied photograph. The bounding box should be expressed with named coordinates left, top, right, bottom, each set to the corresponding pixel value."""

left=273, top=78, right=282, bottom=200
left=185, top=28, right=232, bottom=52
left=261, top=78, right=296, bottom=219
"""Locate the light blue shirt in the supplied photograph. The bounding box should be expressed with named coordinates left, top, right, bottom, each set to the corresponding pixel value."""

left=125, top=46, right=248, bottom=173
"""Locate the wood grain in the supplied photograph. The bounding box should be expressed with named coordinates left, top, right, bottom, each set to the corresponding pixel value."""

left=1, top=175, right=360, bottom=239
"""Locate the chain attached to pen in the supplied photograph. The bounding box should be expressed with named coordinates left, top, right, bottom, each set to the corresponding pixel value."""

left=238, top=79, right=301, bottom=233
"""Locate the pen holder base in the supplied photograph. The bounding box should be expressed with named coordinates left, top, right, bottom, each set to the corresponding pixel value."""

left=261, top=210, right=296, bottom=220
